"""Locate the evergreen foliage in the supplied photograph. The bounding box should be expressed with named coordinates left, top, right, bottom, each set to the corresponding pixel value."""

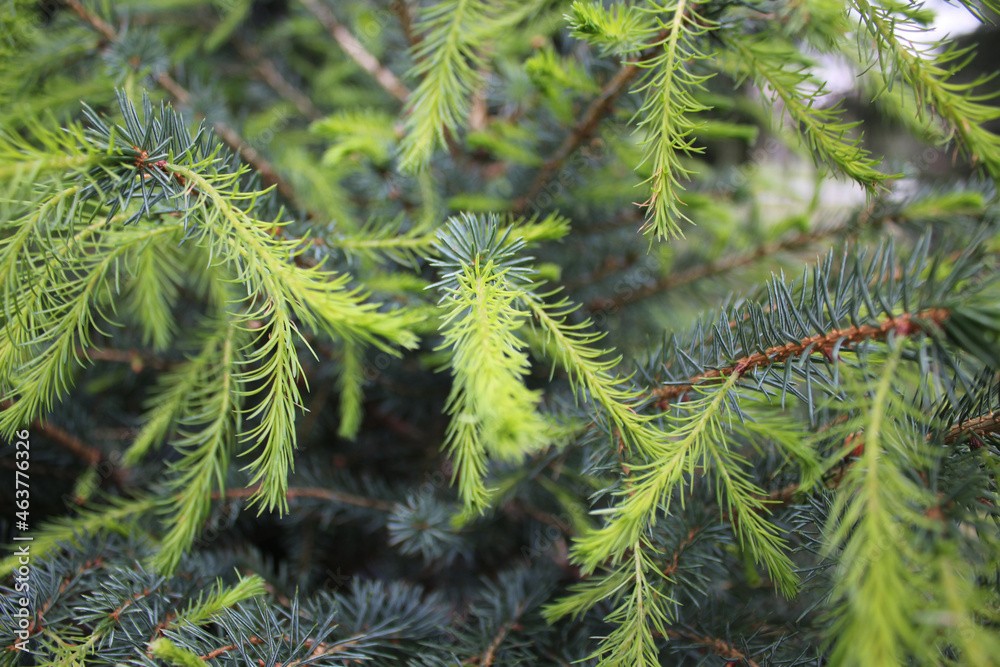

left=1, top=0, right=1000, bottom=664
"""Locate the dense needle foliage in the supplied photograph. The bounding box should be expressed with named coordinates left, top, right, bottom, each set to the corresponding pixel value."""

left=2, top=0, right=1000, bottom=664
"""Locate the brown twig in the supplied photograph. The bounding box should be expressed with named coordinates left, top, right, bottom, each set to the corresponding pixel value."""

left=85, top=347, right=172, bottom=372
left=586, top=225, right=838, bottom=313
left=391, top=0, right=420, bottom=49
left=470, top=602, right=526, bottom=667
left=758, top=405, right=1000, bottom=511
left=198, top=633, right=361, bottom=662
left=664, top=627, right=760, bottom=667
left=662, top=526, right=701, bottom=577
left=1, top=398, right=106, bottom=467
left=512, top=65, right=641, bottom=214
left=233, top=38, right=323, bottom=121
left=297, top=0, right=411, bottom=103
left=944, top=411, right=1000, bottom=444
left=651, top=308, right=951, bottom=409
left=36, top=421, right=103, bottom=467
left=512, top=500, right=575, bottom=535
left=199, top=636, right=267, bottom=660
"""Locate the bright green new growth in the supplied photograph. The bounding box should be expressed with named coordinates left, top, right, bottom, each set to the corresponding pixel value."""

left=3, top=0, right=1000, bottom=664
left=432, top=217, right=551, bottom=512
left=398, top=0, right=494, bottom=172
left=631, top=0, right=716, bottom=240
left=722, top=35, right=889, bottom=191
left=0, top=93, right=421, bottom=567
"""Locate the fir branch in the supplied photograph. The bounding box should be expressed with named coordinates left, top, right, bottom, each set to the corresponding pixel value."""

left=822, top=345, right=928, bottom=664
left=124, top=327, right=232, bottom=466
left=171, top=575, right=267, bottom=628
left=0, top=497, right=157, bottom=577
left=125, top=232, right=185, bottom=351
left=477, top=601, right=526, bottom=667
left=0, top=120, right=103, bottom=182
left=565, top=0, right=647, bottom=55
left=524, top=293, right=665, bottom=458
left=153, top=323, right=242, bottom=573
left=431, top=218, right=551, bottom=513
left=574, top=372, right=798, bottom=596
left=759, top=398, right=1000, bottom=511
left=166, top=164, right=413, bottom=514
left=590, top=541, right=670, bottom=666
left=945, top=411, right=1000, bottom=443
left=0, top=222, right=185, bottom=437
left=327, top=213, right=569, bottom=265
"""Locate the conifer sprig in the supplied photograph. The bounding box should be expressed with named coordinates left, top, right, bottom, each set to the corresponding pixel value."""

left=0, top=92, right=422, bottom=558
left=399, top=0, right=495, bottom=172
left=632, top=0, right=716, bottom=240
left=722, top=35, right=889, bottom=191
left=431, top=216, right=551, bottom=512
left=852, top=0, right=1000, bottom=182
left=153, top=323, right=243, bottom=573
left=5, top=0, right=1000, bottom=663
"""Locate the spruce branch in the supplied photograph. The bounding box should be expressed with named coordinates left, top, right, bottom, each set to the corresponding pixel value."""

left=166, top=162, right=420, bottom=514
left=631, top=0, right=716, bottom=240
left=431, top=217, right=551, bottom=513
left=643, top=236, right=1000, bottom=415
left=822, top=344, right=927, bottom=664
left=61, top=0, right=311, bottom=214
left=0, top=221, right=185, bottom=437
left=153, top=322, right=242, bottom=573
left=589, top=540, right=671, bottom=666
left=651, top=307, right=951, bottom=408
left=5, top=1, right=1000, bottom=663
left=0, top=496, right=157, bottom=577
